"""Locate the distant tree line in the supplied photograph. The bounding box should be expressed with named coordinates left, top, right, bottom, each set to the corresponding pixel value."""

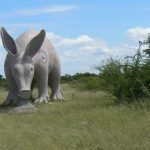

left=0, top=75, right=7, bottom=89
left=61, top=73, right=98, bottom=83
left=61, top=73, right=101, bottom=90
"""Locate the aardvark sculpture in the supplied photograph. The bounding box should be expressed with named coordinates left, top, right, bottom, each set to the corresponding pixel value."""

left=1, top=27, right=64, bottom=106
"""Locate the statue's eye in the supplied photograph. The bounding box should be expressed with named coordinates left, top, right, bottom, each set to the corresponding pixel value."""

left=31, top=67, right=33, bottom=71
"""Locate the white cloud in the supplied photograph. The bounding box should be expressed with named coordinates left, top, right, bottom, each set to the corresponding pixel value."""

left=0, top=5, right=76, bottom=17
left=47, top=32, right=113, bottom=74
left=47, top=32, right=62, bottom=43
left=56, top=35, right=94, bottom=47
left=47, top=32, right=138, bottom=74
left=127, top=27, right=150, bottom=41
left=47, top=32, right=111, bottom=61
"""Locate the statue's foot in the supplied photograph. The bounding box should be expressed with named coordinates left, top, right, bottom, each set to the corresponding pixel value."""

left=16, top=99, right=29, bottom=107
left=35, top=95, right=50, bottom=103
left=1, top=98, right=18, bottom=106
left=51, top=90, right=64, bottom=101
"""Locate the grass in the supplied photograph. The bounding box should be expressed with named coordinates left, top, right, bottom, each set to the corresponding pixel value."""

left=0, top=84, right=149, bottom=150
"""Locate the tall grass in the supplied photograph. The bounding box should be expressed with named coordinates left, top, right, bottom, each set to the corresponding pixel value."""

left=0, top=84, right=149, bottom=150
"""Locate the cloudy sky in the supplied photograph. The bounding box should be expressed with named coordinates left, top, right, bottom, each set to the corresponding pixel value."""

left=0, top=0, right=150, bottom=75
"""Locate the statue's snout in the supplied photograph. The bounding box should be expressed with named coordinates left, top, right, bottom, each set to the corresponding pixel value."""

left=18, top=90, right=31, bottom=99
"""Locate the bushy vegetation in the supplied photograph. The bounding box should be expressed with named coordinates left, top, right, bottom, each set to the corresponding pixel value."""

left=96, top=48, right=150, bottom=103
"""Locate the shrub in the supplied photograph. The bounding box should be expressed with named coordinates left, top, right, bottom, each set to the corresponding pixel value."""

left=95, top=50, right=150, bottom=103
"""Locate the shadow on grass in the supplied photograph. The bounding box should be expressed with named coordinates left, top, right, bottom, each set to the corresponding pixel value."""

left=0, top=104, right=16, bottom=114
left=0, top=103, right=37, bottom=115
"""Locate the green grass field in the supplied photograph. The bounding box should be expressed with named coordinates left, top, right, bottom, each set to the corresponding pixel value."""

left=0, top=84, right=149, bottom=150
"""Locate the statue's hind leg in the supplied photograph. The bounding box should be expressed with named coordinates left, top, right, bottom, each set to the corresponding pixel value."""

left=48, top=66, right=64, bottom=101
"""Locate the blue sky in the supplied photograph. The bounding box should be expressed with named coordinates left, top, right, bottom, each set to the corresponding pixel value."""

left=0, top=0, right=150, bottom=75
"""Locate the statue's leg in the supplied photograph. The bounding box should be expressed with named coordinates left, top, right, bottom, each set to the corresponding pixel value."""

left=34, top=70, right=50, bottom=103
left=3, top=71, right=18, bottom=106
left=48, top=66, right=64, bottom=101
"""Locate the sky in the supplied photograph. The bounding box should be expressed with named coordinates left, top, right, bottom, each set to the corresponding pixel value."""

left=0, top=0, right=150, bottom=75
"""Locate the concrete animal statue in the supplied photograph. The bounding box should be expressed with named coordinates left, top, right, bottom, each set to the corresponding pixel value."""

left=1, top=27, right=64, bottom=106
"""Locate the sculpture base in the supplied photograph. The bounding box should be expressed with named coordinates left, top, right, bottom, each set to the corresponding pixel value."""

left=14, top=102, right=37, bottom=114
left=0, top=102, right=37, bottom=114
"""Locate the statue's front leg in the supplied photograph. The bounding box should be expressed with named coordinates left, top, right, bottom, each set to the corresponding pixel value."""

left=2, top=67, right=18, bottom=106
left=35, top=72, right=50, bottom=103
left=2, top=77, right=18, bottom=106
left=3, top=92, right=18, bottom=106
left=48, top=67, right=64, bottom=101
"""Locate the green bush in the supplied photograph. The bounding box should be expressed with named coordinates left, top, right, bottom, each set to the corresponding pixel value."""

left=95, top=52, right=150, bottom=103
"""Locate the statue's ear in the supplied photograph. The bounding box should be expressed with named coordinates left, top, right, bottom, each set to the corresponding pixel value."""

left=24, top=29, right=46, bottom=57
left=1, top=27, right=17, bottom=56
